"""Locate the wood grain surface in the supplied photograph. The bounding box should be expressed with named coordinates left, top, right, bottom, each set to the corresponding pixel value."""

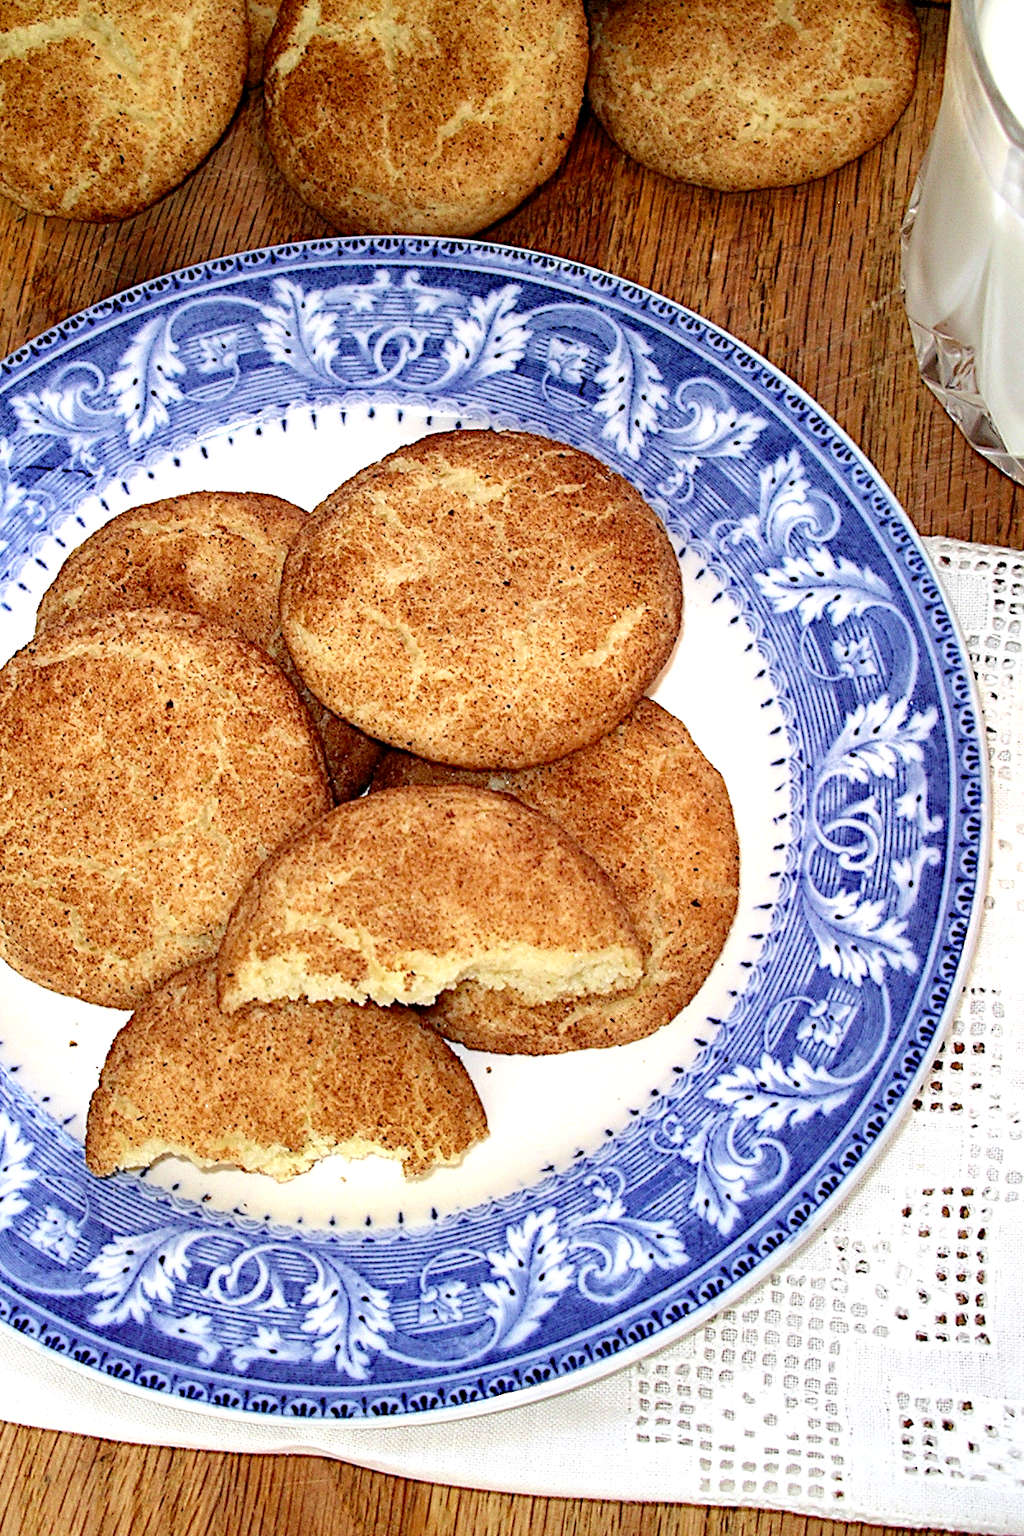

left=0, top=4, right=1017, bottom=1534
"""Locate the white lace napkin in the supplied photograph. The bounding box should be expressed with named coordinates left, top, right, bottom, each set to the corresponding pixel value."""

left=3, top=537, right=1022, bottom=1535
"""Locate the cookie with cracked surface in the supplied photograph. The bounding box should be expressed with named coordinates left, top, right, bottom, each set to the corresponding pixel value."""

left=86, top=960, right=488, bottom=1180
left=586, top=0, right=920, bottom=191
left=262, top=0, right=588, bottom=235
left=279, top=430, right=682, bottom=769
left=371, top=698, right=739, bottom=1052
left=217, top=783, right=644, bottom=1013
left=0, top=607, right=331, bottom=1007
left=34, top=491, right=383, bottom=802
left=35, top=490, right=309, bottom=644
left=0, top=0, right=247, bottom=220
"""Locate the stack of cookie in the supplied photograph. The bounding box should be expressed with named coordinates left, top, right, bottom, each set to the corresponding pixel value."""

left=0, top=0, right=920, bottom=229
left=266, top=428, right=738, bottom=1058
left=0, top=428, right=739, bottom=1186
left=0, top=0, right=590, bottom=231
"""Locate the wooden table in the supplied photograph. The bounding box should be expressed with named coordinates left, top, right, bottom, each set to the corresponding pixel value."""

left=0, top=5, right=1018, bottom=1534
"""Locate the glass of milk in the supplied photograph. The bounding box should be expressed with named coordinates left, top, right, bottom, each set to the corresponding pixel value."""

left=901, top=0, right=1024, bottom=484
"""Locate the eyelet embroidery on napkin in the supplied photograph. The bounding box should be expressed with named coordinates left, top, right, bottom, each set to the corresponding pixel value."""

left=896, top=1393, right=1024, bottom=1484
left=628, top=540, right=1024, bottom=1527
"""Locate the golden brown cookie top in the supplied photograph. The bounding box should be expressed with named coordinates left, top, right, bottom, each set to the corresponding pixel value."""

left=0, top=0, right=248, bottom=219
left=373, top=698, right=739, bottom=1052
left=217, top=782, right=644, bottom=1012
left=262, top=0, right=588, bottom=234
left=35, top=491, right=308, bottom=645
left=0, top=607, right=331, bottom=1007
left=586, top=0, right=920, bottom=191
left=280, top=430, right=682, bottom=769
left=86, top=961, right=488, bottom=1181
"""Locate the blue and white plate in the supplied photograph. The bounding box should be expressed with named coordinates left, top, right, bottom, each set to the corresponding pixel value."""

left=0, top=239, right=986, bottom=1422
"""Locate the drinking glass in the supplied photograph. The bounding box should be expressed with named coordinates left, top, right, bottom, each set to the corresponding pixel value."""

left=901, top=0, right=1024, bottom=485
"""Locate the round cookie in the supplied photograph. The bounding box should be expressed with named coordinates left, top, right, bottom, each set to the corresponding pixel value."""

left=35, top=491, right=382, bottom=801
left=86, top=961, right=488, bottom=1180
left=372, top=698, right=739, bottom=1052
left=280, top=430, right=683, bottom=769
left=586, top=0, right=920, bottom=191
left=217, top=783, right=644, bottom=1012
left=0, top=608, right=331, bottom=1007
left=262, top=0, right=588, bottom=235
left=0, top=0, right=248, bottom=220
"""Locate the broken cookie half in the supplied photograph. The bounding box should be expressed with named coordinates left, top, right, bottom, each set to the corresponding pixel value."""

left=85, top=961, right=487, bottom=1181
left=217, top=784, right=644, bottom=1013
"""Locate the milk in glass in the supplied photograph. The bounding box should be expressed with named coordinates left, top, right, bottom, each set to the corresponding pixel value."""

left=901, top=0, right=1024, bottom=479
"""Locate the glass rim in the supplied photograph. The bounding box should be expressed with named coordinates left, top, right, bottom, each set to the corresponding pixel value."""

left=960, top=0, right=1024, bottom=151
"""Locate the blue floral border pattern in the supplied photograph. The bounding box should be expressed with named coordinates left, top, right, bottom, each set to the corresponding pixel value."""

left=0, top=239, right=984, bottom=1419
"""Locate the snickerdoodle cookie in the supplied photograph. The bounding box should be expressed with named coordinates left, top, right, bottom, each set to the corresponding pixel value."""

left=279, top=430, right=682, bottom=769
left=0, top=607, right=330, bottom=1006
left=217, top=783, right=644, bottom=1013
left=262, top=0, right=588, bottom=234
left=86, top=960, right=488, bottom=1180
left=0, top=0, right=247, bottom=219
left=586, top=0, right=920, bottom=191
